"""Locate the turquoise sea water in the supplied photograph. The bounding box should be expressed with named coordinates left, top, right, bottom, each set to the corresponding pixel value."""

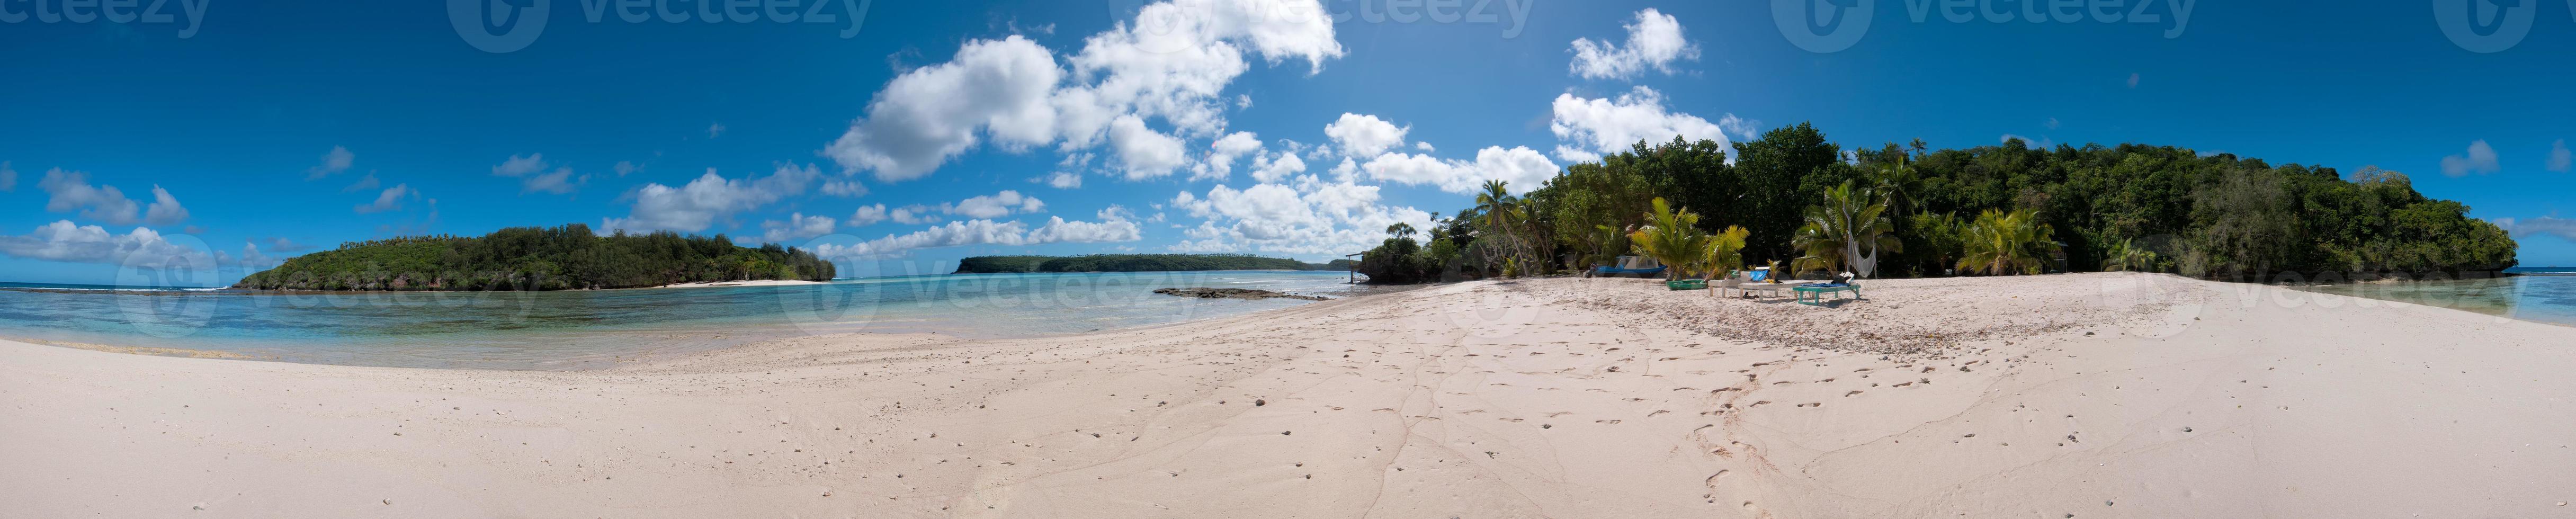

left=0, top=271, right=1381, bottom=370
left=2300, top=267, right=2576, bottom=328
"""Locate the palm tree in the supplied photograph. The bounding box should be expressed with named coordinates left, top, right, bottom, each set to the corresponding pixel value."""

left=1957, top=209, right=2061, bottom=276
left=1870, top=153, right=1923, bottom=217
left=1791, top=181, right=1902, bottom=278
left=1703, top=225, right=1751, bottom=279
left=1475, top=180, right=1517, bottom=241
left=1385, top=222, right=1417, bottom=239
left=2104, top=238, right=2158, bottom=272
left=1627, top=198, right=1710, bottom=282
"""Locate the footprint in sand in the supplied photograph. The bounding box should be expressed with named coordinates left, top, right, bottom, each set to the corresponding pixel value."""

left=1795, top=402, right=1821, bottom=408
left=1845, top=390, right=1865, bottom=397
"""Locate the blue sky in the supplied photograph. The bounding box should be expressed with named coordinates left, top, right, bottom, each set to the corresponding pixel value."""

left=3, top=1, right=2572, bottom=286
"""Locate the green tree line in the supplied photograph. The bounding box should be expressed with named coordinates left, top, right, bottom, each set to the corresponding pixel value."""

left=954, top=254, right=1355, bottom=274
left=1359, top=123, right=2516, bottom=283
left=233, top=223, right=836, bottom=291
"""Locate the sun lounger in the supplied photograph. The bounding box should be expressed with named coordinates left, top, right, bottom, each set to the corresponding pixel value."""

left=1792, top=282, right=1861, bottom=306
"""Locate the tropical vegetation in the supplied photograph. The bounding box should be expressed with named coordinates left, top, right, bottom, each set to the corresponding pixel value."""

left=234, top=223, right=835, bottom=291
left=1352, top=122, right=2516, bottom=283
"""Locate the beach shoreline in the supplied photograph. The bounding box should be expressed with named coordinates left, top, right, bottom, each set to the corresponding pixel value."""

left=4, top=273, right=2569, bottom=517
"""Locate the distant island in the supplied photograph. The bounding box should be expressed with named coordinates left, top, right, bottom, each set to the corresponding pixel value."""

left=233, top=223, right=834, bottom=291
left=953, top=254, right=1356, bottom=274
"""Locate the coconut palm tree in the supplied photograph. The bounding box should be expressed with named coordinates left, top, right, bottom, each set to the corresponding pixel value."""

left=1957, top=209, right=2061, bottom=276
left=1791, top=181, right=1902, bottom=278
left=2104, top=238, right=2158, bottom=272
left=1627, top=198, right=1710, bottom=282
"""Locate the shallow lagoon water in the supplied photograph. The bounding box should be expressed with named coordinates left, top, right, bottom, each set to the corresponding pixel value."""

left=0, top=271, right=1381, bottom=370
left=2297, top=269, right=2576, bottom=328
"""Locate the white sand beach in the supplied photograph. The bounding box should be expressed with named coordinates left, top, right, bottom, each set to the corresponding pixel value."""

left=3, top=273, right=2570, bottom=517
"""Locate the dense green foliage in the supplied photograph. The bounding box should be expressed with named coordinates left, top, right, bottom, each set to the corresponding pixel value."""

left=234, top=223, right=834, bottom=291
left=952, top=254, right=1349, bottom=274
left=1354, top=122, right=2516, bottom=283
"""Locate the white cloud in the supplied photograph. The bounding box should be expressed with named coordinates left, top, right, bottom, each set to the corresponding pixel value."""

left=849, top=204, right=890, bottom=227
left=1323, top=113, right=1408, bottom=158
left=948, top=190, right=1048, bottom=219
left=822, top=180, right=870, bottom=197
left=38, top=169, right=187, bottom=226
left=305, top=146, right=355, bottom=180
left=0, top=220, right=213, bottom=267
left=340, top=172, right=381, bottom=193
left=1549, top=86, right=1732, bottom=163
left=601, top=163, right=820, bottom=233
left=2549, top=139, right=2571, bottom=173
left=1361, top=146, right=1560, bottom=195
left=355, top=184, right=414, bottom=214
left=708, top=123, right=727, bottom=138
left=826, top=35, right=1064, bottom=182
left=613, top=161, right=640, bottom=176
left=1414, top=141, right=1434, bottom=153
left=1166, top=179, right=1432, bottom=256
left=490, top=154, right=585, bottom=194
left=143, top=185, right=190, bottom=226
left=761, top=212, right=838, bottom=243
left=812, top=208, right=1140, bottom=260
left=1248, top=149, right=1307, bottom=183
left=1189, top=131, right=1264, bottom=182
left=891, top=205, right=944, bottom=225
left=822, top=2, right=1341, bottom=183
left=1043, top=171, right=1085, bottom=189
left=1568, top=8, right=1697, bottom=80
left=1718, top=114, right=1761, bottom=141
left=2496, top=216, right=2576, bottom=243
left=1107, top=115, right=1191, bottom=179
left=0, top=161, right=15, bottom=192
left=2440, top=140, right=2501, bottom=177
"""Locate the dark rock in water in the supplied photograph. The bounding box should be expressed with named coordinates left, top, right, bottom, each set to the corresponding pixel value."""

left=1152, top=288, right=1328, bottom=301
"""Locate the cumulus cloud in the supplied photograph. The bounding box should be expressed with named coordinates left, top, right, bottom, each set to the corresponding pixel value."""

left=2440, top=140, right=2500, bottom=177
left=822, top=180, right=870, bottom=197
left=39, top=169, right=186, bottom=226
left=491, top=154, right=585, bottom=194
left=1165, top=178, right=1432, bottom=256
left=1549, top=86, right=1733, bottom=163
left=2000, top=135, right=2055, bottom=149
left=2549, top=139, right=2570, bottom=173
left=825, top=35, right=1064, bottom=182
left=2495, top=216, right=2576, bottom=243
left=822, top=1, right=1343, bottom=182
left=340, top=172, right=381, bottom=193
left=849, top=204, right=891, bottom=227
left=1248, top=148, right=1308, bottom=183
left=355, top=184, right=414, bottom=214
left=891, top=205, right=944, bottom=225
left=947, top=190, right=1048, bottom=219
left=761, top=212, right=839, bottom=243
left=1568, top=8, right=1697, bottom=80
left=1361, top=146, right=1561, bottom=195
left=811, top=209, right=1140, bottom=260
left=305, top=146, right=354, bottom=180
left=601, top=163, right=820, bottom=233
left=1323, top=113, right=1408, bottom=158
left=1189, top=131, right=1264, bottom=182
left=1107, top=115, right=1190, bottom=179
left=1042, top=171, right=1085, bottom=189
left=0, top=220, right=213, bottom=267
